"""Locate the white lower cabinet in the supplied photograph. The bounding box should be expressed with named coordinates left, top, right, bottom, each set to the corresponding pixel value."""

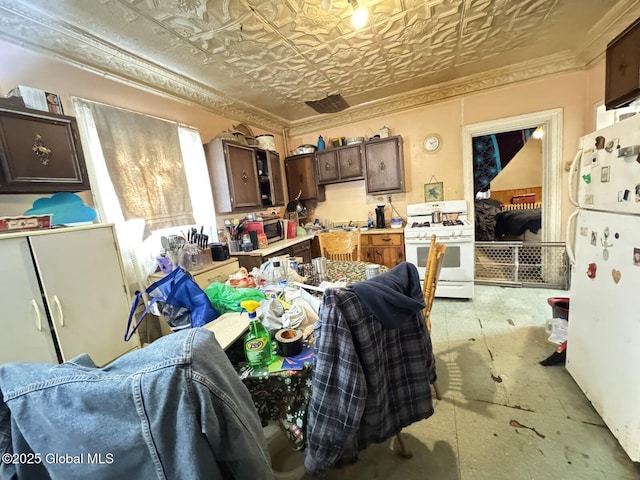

left=1, top=224, right=137, bottom=367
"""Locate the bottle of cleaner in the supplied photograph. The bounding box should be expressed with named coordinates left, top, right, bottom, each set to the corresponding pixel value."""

left=317, top=135, right=325, bottom=151
left=241, top=300, right=274, bottom=368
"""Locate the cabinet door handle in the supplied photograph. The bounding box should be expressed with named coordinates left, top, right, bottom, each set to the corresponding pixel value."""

left=242, top=170, right=248, bottom=184
left=378, top=162, right=386, bottom=171
left=381, top=237, right=391, bottom=242
left=31, top=299, right=43, bottom=332
left=206, top=274, right=222, bottom=284
left=53, top=295, right=64, bottom=327
left=347, top=159, right=352, bottom=167
left=325, top=162, right=330, bottom=170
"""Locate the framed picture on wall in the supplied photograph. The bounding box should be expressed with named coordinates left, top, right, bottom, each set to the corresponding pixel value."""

left=424, top=182, right=444, bottom=202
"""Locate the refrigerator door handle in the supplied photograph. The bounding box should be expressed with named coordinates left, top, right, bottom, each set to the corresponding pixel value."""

left=565, top=210, right=579, bottom=264
left=568, top=149, right=582, bottom=207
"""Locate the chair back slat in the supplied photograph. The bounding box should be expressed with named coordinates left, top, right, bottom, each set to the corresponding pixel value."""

left=422, top=235, right=447, bottom=332
left=318, top=229, right=361, bottom=262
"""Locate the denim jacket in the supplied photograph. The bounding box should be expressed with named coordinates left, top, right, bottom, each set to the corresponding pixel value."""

left=0, top=329, right=273, bottom=480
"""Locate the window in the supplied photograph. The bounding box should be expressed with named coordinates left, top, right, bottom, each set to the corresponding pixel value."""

left=72, top=98, right=216, bottom=290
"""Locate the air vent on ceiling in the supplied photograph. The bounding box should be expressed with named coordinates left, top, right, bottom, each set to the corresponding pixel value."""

left=305, top=94, right=350, bottom=114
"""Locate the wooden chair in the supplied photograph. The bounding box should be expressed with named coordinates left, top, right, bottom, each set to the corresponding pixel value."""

left=423, top=235, right=447, bottom=400
left=317, top=229, right=361, bottom=261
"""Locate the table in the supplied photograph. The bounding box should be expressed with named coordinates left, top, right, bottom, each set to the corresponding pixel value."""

left=300, top=259, right=389, bottom=287
left=237, top=259, right=388, bottom=450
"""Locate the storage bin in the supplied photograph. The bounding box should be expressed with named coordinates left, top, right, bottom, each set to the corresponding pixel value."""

left=547, top=297, right=569, bottom=319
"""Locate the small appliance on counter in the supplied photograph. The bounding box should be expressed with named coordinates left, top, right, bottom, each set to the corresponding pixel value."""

left=209, top=242, right=230, bottom=261
left=375, top=205, right=386, bottom=228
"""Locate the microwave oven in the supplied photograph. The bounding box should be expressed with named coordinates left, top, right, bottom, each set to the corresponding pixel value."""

left=245, top=217, right=284, bottom=244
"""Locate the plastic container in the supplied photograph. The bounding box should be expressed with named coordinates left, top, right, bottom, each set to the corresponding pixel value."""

left=547, top=297, right=569, bottom=319
left=390, top=217, right=403, bottom=228
left=242, top=300, right=274, bottom=368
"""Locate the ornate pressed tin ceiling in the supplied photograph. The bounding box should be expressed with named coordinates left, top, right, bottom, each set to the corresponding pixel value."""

left=1, top=0, right=639, bottom=134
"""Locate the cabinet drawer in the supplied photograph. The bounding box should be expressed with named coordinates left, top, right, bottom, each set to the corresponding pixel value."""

left=192, top=260, right=240, bottom=289
left=369, top=234, right=403, bottom=246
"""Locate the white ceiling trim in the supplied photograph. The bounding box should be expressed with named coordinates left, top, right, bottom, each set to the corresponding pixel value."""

left=0, top=0, right=613, bottom=135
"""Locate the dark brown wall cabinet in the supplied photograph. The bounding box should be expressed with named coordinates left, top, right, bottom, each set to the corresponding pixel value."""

left=0, top=105, right=90, bottom=193
left=316, top=143, right=364, bottom=185
left=605, top=16, right=640, bottom=110
left=363, top=135, right=405, bottom=194
left=284, top=153, right=325, bottom=203
left=204, top=139, right=285, bottom=213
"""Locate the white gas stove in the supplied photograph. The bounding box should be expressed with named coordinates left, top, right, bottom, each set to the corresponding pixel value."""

left=404, top=200, right=474, bottom=299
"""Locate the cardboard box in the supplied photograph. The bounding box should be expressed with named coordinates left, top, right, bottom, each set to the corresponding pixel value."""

left=7, top=85, right=63, bottom=114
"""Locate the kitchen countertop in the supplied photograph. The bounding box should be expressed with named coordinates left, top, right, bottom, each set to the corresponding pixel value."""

left=230, top=235, right=313, bottom=257
left=360, top=227, right=404, bottom=234
left=149, top=257, right=238, bottom=280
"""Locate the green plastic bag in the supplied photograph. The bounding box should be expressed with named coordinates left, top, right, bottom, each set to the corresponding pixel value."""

left=204, top=283, right=265, bottom=314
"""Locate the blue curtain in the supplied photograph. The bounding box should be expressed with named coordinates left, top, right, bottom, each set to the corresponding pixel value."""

left=473, top=128, right=537, bottom=194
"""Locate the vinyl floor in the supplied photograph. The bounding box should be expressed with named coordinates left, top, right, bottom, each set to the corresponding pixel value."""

left=291, top=285, right=640, bottom=480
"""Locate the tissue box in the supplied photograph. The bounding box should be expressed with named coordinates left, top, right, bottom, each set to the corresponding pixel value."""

left=7, top=86, right=63, bottom=114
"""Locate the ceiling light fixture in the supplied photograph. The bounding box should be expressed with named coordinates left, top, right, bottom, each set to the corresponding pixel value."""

left=349, top=0, right=369, bottom=29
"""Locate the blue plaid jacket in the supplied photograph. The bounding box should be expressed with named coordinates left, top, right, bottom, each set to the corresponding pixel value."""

left=305, top=262, right=436, bottom=476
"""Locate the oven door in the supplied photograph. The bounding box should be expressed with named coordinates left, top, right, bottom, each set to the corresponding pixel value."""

left=405, top=237, right=474, bottom=283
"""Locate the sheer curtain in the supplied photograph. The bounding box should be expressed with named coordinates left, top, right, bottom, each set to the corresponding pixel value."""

left=71, top=98, right=216, bottom=293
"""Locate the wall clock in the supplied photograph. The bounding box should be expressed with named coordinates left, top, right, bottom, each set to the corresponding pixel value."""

left=423, top=133, right=442, bottom=153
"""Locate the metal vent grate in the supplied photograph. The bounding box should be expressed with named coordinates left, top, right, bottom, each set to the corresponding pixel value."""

left=305, top=94, right=350, bottom=114
left=475, top=241, right=570, bottom=289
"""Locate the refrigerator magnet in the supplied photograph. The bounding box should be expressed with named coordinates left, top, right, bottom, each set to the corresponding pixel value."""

left=587, top=263, right=597, bottom=279
left=600, top=166, right=610, bottom=183
left=605, top=139, right=616, bottom=153
left=590, top=231, right=597, bottom=246
left=623, top=189, right=631, bottom=201
left=634, top=248, right=640, bottom=266
left=612, top=269, right=621, bottom=284
left=595, top=136, right=605, bottom=150
left=635, top=185, right=640, bottom=202
left=582, top=173, right=591, bottom=184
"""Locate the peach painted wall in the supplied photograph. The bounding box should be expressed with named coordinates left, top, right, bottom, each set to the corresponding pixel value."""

left=490, top=138, right=542, bottom=191
left=0, top=37, right=608, bottom=237
left=290, top=69, right=604, bottom=234
left=0, top=39, right=284, bottom=218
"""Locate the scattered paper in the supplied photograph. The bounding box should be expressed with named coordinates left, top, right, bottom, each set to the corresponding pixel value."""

left=547, top=318, right=568, bottom=345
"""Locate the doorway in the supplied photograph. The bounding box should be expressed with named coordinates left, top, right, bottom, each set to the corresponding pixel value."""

left=462, top=109, right=563, bottom=243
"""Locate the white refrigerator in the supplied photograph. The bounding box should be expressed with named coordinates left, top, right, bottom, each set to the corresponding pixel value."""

left=566, top=113, right=640, bottom=462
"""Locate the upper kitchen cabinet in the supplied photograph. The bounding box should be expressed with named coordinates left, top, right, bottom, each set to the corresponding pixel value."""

left=257, top=148, right=285, bottom=208
left=316, top=143, right=364, bottom=185
left=0, top=105, right=90, bottom=194
left=605, top=17, right=640, bottom=110
left=363, top=135, right=405, bottom=194
left=284, top=153, right=325, bottom=203
left=204, top=139, right=285, bottom=213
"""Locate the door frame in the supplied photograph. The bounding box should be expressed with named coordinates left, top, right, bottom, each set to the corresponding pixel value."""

left=462, top=108, right=563, bottom=242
